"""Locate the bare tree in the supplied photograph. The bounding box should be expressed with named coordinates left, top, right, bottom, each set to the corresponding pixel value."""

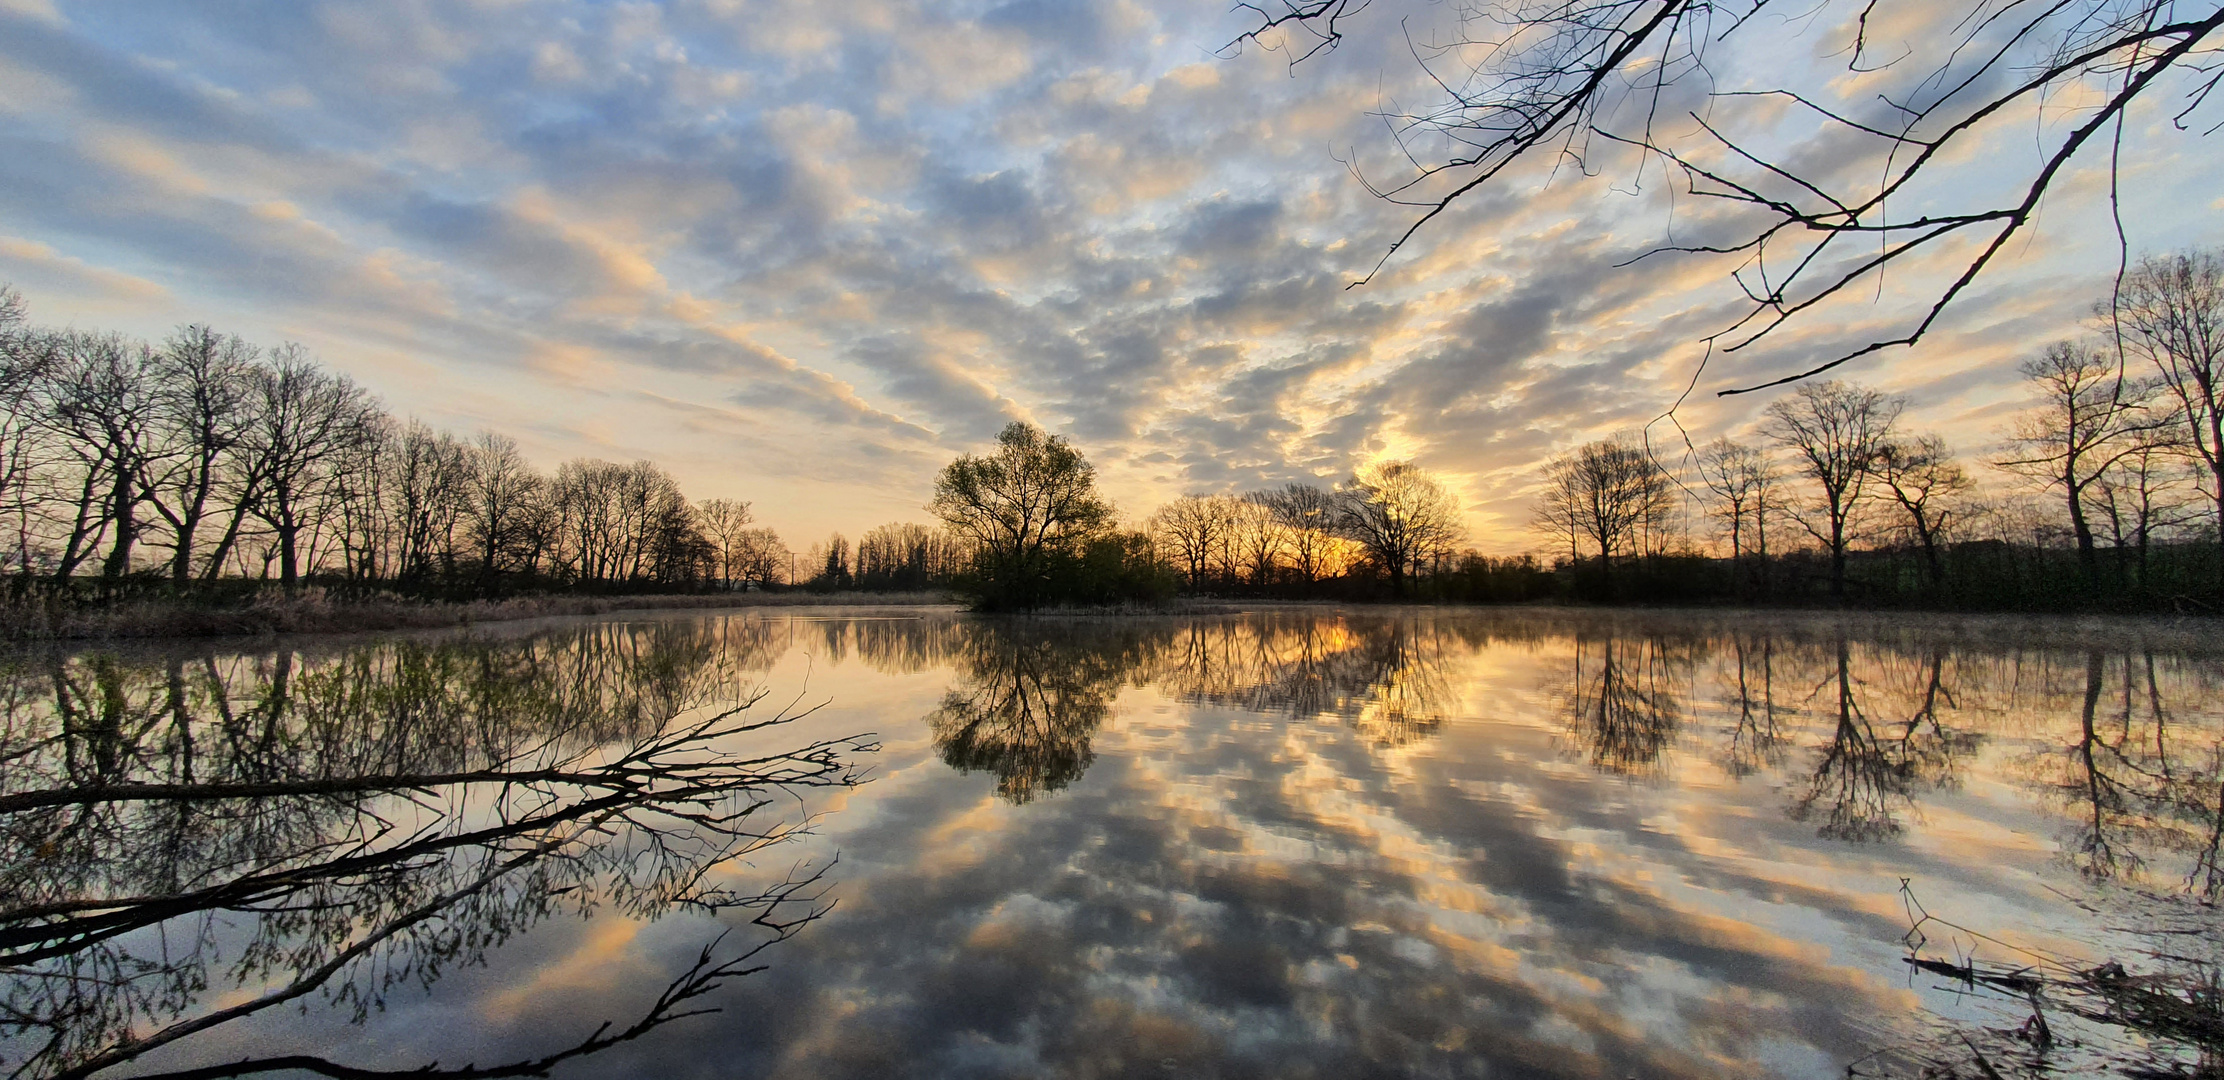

left=238, top=347, right=380, bottom=588
left=1533, top=437, right=1675, bottom=575
left=1337, top=460, right=1463, bottom=596
left=1232, top=493, right=1287, bottom=588
left=697, top=498, right=755, bottom=586
left=142, top=326, right=258, bottom=582
left=2091, top=434, right=2198, bottom=584
left=1262, top=482, right=1339, bottom=590
left=327, top=414, right=396, bottom=582
left=1231, top=0, right=2224, bottom=391
left=33, top=332, right=164, bottom=583
left=810, top=533, right=853, bottom=589
left=1147, top=495, right=1230, bottom=590
left=467, top=431, right=543, bottom=581
left=732, top=527, right=791, bottom=588
left=387, top=421, right=474, bottom=584
left=0, top=285, right=768, bottom=599
left=1765, top=381, right=1903, bottom=599
left=2115, top=248, right=2224, bottom=599
left=0, top=288, right=52, bottom=581
left=1998, top=339, right=2153, bottom=590
left=1872, top=434, right=1974, bottom=588
left=1696, top=437, right=1776, bottom=590
left=855, top=522, right=964, bottom=590
left=549, top=459, right=697, bottom=584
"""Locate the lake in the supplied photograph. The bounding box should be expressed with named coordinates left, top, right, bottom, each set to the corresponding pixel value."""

left=5, top=607, right=2220, bottom=1079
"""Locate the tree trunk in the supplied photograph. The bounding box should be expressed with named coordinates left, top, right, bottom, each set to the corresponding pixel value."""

left=100, top=464, right=135, bottom=581
left=1829, top=509, right=1847, bottom=601
left=2065, top=477, right=2100, bottom=592
left=1916, top=521, right=1944, bottom=589
left=275, top=481, right=301, bottom=589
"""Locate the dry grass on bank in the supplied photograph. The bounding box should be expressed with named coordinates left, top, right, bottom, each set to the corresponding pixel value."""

left=2, top=590, right=958, bottom=642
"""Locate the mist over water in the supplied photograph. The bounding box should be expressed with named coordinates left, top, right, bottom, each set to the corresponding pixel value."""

left=5, top=608, right=2219, bottom=1079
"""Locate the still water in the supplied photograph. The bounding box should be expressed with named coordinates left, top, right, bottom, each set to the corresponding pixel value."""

left=4, top=607, right=2220, bottom=1079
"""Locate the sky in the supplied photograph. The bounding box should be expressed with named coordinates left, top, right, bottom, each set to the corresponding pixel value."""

left=0, top=0, right=2219, bottom=551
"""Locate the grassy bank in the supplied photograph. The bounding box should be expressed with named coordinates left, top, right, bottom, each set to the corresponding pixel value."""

left=2, top=590, right=957, bottom=641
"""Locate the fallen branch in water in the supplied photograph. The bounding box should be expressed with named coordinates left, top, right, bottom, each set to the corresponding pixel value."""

left=1858, top=879, right=2224, bottom=1078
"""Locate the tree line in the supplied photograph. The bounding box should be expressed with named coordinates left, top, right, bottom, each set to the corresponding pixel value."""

left=1143, top=462, right=1463, bottom=599
left=0, top=286, right=796, bottom=597
left=950, top=249, right=2223, bottom=612
left=9, top=247, right=2214, bottom=614
left=1534, top=250, right=2224, bottom=610
left=920, top=421, right=1469, bottom=608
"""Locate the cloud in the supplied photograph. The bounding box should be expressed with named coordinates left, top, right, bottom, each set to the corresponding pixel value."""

left=0, top=0, right=2215, bottom=547
left=0, top=235, right=165, bottom=300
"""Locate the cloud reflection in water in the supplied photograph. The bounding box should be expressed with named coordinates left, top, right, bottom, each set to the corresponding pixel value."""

left=6, top=610, right=2220, bottom=1080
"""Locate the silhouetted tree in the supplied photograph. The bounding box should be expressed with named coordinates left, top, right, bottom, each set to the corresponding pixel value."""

left=1337, top=461, right=1462, bottom=597
left=1873, top=434, right=1973, bottom=589
left=1230, top=0, right=2224, bottom=389
left=0, top=288, right=44, bottom=580
left=32, top=332, right=161, bottom=584
left=1697, top=437, right=1777, bottom=594
left=467, top=430, right=543, bottom=581
left=1767, top=381, right=1902, bottom=600
left=1999, top=339, right=2153, bottom=591
left=1535, top=437, right=1675, bottom=577
left=854, top=522, right=963, bottom=590
left=2116, top=248, right=2224, bottom=600
left=241, top=348, right=380, bottom=589
left=1262, top=482, right=1340, bottom=590
left=143, top=326, right=258, bottom=582
left=930, top=422, right=1115, bottom=609
left=732, top=527, right=790, bottom=588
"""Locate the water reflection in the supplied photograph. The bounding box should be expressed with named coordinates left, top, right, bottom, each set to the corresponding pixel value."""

left=1785, top=642, right=1976, bottom=842
left=920, top=616, right=1476, bottom=804
left=7, top=610, right=2223, bottom=1080
left=1558, top=632, right=1687, bottom=775
left=2036, top=649, right=2224, bottom=892
left=1149, top=615, right=1462, bottom=746
left=0, top=621, right=867, bottom=1080
left=1716, top=635, right=1789, bottom=779
left=925, top=622, right=1150, bottom=803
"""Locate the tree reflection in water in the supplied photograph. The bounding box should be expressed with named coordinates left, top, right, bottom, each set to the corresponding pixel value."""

left=1558, top=632, right=1687, bottom=775
left=1717, top=634, right=1787, bottom=779
left=925, top=621, right=1155, bottom=803
left=1147, top=615, right=1461, bottom=747
left=2037, top=649, right=2224, bottom=891
left=925, top=615, right=1470, bottom=803
left=10, top=612, right=2224, bottom=1080
left=0, top=622, right=869, bottom=1080
left=1787, top=642, right=1975, bottom=842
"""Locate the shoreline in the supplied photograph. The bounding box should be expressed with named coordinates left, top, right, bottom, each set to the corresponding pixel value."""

left=8, top=591, right=2217, bottom=656
left=0, top=590, right=960, bottom=642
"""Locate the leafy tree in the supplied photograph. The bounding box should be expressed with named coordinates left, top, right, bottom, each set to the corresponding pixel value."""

left=930, top=422, right=1116, bottom=609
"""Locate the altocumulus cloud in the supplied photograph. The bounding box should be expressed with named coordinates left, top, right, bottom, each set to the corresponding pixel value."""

left=0, top=0, right=2218, bottom=546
